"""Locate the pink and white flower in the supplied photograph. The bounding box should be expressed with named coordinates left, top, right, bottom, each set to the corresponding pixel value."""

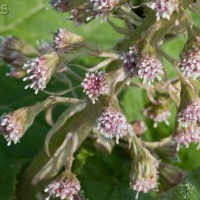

left=180, top=46, right=200, bottom=79
left=137, top=55, right=164, bottom=85
left=174, top=126, right=200, bottom=150
left=177, top=102, right=200, bottom=127
left=0, top=114, right=21, bottom=146
left=97, top=107, right=132, bottom=143
left=82, top=71, right=108, bottom=104
left=45, top=179, right=80, bottom=200
left=149, top=0, right=179, bottom=21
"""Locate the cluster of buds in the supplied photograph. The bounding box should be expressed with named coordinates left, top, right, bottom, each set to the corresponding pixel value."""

left=23, top=52, right=60, bottom=94
left=0, top=108, right=31, bottom=146
left=0, top=36, right=38, bottom=78
left=130, top=142, right=159, bottom=199
left=54, top=28, right=84, bottom=53
left=97, top=107, right=133, bottom=143
left=180, top=45, right=200, bottom=79
left=120, top=46, right=139, bottom=77
left=81, top=71, right=108, bottom=104
left=148, top=0, right=179, bottom=21
left=45, top=171, right=81, bottom=200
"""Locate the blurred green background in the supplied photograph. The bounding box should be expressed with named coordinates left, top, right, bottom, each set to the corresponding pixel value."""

left=0, top=0, right=200, bottom=200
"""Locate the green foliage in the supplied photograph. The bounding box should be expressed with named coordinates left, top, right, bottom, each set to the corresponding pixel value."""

left=74, top=141, right=156, bottom=200
left=0, top=0, right=200, bottom=200
left=158, top=167, right=200, bottom=200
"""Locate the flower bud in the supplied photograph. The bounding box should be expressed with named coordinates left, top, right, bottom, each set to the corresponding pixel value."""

left=148, top=0, right=179, bottom=21
left=23, top=52, right=60, bottom=94
left=120, top=46, right=139, bottom=77
left=44, top=171, right=81, bottom=200
left=154, top=137, right=178, bottom=161
left=0, top=108, right=33, bottom=146
left=97, top=107, right=133, bottom=143
left=0, top=36, right=39, bottom=78
left=81, top=71, right=108, bottom=104
left=130, top=148, right=159, bottom=199
left=159, top=162, right=185, bottom=190
left=54, top=28, right=84, bottom=53
left=180, top=45, right=200, bottom=80
left=132, top=120, right=147, bottom=137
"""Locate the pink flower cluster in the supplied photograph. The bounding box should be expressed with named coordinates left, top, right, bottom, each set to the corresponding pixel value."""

left=174, top=126, right=200, bottom=150
left=23, top=58, right=49, bottom=94
left=0, top=114, right=21, bottom=146
left=45, top=179, right=80, bottom=200
left=82, top=71, right=108, bottom=104
left=149, top=0, right=178, bottom=21
left=177, top=102, right=200, bottom=127
left=180, top=46, right=200, bottom=79
left=137, top=55, right=164, bottom=85
left=97, top=107, right=132, bottom=143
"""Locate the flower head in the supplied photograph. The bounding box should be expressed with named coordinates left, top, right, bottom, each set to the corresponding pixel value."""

left=180, top=46, right=200, bottom=79
left=45, top=172, right=81, bottom=200
left=120, top=46, right=139, bottom=76
left=137, top=54, right=164, bottom=85
left=54, top=28, right=83, bottom=52
left=0, top=108, right=29, bottom=146
left=0, top=36, right=37, bottom=78
left=149, top=0, right=178, bottom=21
left=97, top=107, right=132, bottom=143
left=23, top=52, right=60, bottom=94
left=130, top=149, right=159, bottom=199
left=177, top=101, right=200, bottom=127
left=81, top=71, right=108, bottom=104
left=173, top=125, right=200, bottom=150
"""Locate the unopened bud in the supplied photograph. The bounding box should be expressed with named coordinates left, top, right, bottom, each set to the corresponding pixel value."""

left=130, top=147, right=159, bottom=199
left=159, top=162, right=185, bottom=190
left=54, top=28, right=84, bottom=53
left=0, top=36, right=39, bottom=78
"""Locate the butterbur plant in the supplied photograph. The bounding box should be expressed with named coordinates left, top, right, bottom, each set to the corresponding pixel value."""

left=0, top=0, right=200, bottom=200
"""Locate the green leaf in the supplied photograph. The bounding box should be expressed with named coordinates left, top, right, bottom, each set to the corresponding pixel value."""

left=74, top=142, right=156, bottom=200
left=158, top=167, right=200, bottom=200
left=0, top=151, right=24, bottom=200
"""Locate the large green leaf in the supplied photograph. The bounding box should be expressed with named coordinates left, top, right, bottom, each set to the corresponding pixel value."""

left=74, top=141, right=156, bottom=200
left=158, top=167, right=200, bottom=200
